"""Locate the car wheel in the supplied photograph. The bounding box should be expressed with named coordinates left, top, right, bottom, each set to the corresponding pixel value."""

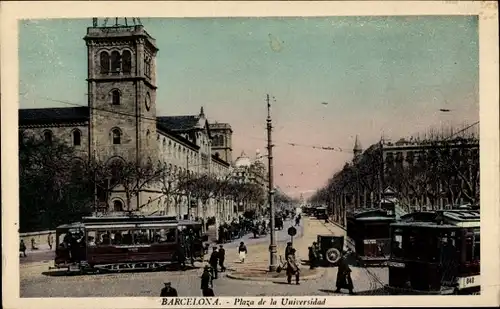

left=325, top=248, right=341, bottom=264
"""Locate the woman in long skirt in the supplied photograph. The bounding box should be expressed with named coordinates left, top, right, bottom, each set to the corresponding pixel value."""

left=238, top=242, right=247, bottom=263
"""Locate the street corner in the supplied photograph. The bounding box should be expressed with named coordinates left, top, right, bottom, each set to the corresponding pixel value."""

left=225, top=267, right=326, bottom=283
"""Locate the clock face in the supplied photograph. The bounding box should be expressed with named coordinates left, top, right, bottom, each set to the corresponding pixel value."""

left=145, top=93, right=151, bottom=111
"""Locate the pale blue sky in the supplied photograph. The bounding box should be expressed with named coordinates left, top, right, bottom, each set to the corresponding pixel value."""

left=19, top=16, right=479, bottom=197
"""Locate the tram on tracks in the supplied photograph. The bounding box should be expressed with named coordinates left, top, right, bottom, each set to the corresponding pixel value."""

left=385, top=208, right=480, bottom=295
left=51, top=214, right=208, bottom=273
left=346, top=208, right=396, bottom=266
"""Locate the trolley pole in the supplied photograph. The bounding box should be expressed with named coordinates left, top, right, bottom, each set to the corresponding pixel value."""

left=267, top=94, right=278, bottom=272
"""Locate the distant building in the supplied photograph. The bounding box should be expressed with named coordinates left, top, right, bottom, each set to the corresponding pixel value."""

left=232, top=150, right=267, bottom=213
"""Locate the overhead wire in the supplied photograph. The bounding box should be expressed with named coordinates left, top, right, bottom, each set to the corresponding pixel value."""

left=23, top=94, right=354, bottom=153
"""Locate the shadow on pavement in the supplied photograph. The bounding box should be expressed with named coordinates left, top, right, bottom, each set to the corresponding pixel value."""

left=353, top=287, right=391, bottom=295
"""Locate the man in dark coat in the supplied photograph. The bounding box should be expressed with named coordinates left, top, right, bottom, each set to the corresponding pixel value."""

left=176, top=243, right=186, bottom=270
left=335, top=252, right=354, bottom=294
left=201, top=265, right=215, bottom=296
left=19, top=239, right=27, bottom=257
left=286, top=248, right=300, bottom=285
left=160, top=282, right=178, bottom=297
left=218, top=245, right=226, bottom=272
left=209, top=246, right=219, bottom=279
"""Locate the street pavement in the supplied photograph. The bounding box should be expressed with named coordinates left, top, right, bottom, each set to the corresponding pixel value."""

left=19, top=217, right=387, bottom=297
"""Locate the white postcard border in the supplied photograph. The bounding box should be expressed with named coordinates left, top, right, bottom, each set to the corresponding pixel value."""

left=2, top=1, right=499, bottom=308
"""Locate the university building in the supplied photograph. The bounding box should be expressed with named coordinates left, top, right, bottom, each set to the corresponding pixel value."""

left=19, top=19, right=234, bottom=219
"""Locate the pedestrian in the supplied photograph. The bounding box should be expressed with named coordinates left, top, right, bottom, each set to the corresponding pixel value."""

left=295, top=216, right=300, bottom=226
left=209, top=246, right=219, bottom=279
left=201, top=265, right=215, bottom=296
left=335, top=252, right=354, bottom=295
left=47, top=232, right=53, bottom=250
left=160, top=282, right=178, bottom=297
left=176, top=243, right=186, bottom=270
left=31, top=238, right=38, bottom=250
left=311, top=242, right=320, bottom=268
left=238, top=242, right=247, bottom=263
left=218, top=245, right=226, bottom=272
left=286, top=248, right=300, bottom=285
left=19, top=239, right=27, bottom=257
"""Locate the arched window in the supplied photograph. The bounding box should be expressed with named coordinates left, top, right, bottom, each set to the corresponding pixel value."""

left=112, top=128, right=121, bottom=144
left=111, top=51, right=121, bottom=73
left=111, top=90, right=120, bottom=105
left=43, top=131, right=53, bottom=144
left=122, top=50, right=132, bottom=74
left=100, top=51, right=110, bottom=74
left=113, top=200, right=123, bottom=211
left=72, top=130, right=81, bottom=146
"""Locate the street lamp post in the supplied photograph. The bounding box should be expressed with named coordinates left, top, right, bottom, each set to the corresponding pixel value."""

left=266, top=94, right=278, bottom=272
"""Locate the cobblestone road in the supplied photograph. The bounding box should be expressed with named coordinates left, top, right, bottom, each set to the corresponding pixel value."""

left=20, top=217, right=387, bottom=297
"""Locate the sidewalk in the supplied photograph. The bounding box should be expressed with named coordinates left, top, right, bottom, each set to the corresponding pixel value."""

left=25, top=243, right=53, bottom=253
left=224, top=217, right=344, bottom=281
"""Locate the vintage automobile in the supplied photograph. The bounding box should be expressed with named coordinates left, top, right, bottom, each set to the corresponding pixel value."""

left=385, top=208, right=480, bottom=295
left=315, top=235, right=345, bottom=266
left=51, top=214, right=208, bottom=274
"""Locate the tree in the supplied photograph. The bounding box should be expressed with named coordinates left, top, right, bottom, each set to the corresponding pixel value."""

left=19, top=134, right=92, bottom=232
left=105, top=159, right=163, bottom=212
left=186, top=173, right=218, bottom=219
left=157, top=165, right=191, bottom=216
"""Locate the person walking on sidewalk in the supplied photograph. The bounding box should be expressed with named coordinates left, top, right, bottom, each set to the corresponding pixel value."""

left=201, top=265, right=215, bottom=296
left=238, top=242, right=247, bottom=263
left=286, top=248, right=300, bottom=285
left=19, top=239, right=27, bottom=257
left=335, top=252, right=354, bottom=295
left=47, top=233, right=53, bottom=250
left=209, top=247, right=219, bottom=279
left=218, top=245, right=226, bottom=272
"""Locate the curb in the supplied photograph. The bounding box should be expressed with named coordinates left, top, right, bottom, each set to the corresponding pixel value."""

left=20, top=260, right=51, bottom=268
left=225, top=267, right=326, bottom=282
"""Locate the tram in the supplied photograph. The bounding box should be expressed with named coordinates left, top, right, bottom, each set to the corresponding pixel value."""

left=346, top=208, right=395, bottom=266
left=385, top=208, right=480, bottom=295
left=51, top=215, right=208, bottom=273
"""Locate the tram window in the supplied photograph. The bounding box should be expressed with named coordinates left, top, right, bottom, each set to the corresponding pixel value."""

left=150, top=229, right=162, bottom=243
left=97, top=231, right=112, bottom=245
left=473, top=233, right=480, bottom=260
left=392, top=231, right=404, bottom=258
left=464, top=234, right=474, bottom=262
left=87, top=231, right=97, bottom=246
left=165, top=228, right=177, bottom=242
left=132, top=230, right=151, bottom=245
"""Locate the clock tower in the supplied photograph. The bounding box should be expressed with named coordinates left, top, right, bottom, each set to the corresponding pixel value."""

left=84, top=18, right=159, bottom=166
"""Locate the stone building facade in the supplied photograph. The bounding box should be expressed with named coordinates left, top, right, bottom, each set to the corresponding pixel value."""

left=232, top=150, right=267, bottom=213
left=19, top=21, right=234, bottom=219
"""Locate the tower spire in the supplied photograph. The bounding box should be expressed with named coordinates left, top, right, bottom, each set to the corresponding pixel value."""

left=353, top=135, right=362, bottom=152
left=199, top=106, right=205, bottom=118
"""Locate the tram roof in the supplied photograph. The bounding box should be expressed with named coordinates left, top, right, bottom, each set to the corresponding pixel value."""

left=391, top=221, right=461, bottom=229
left=438, top=209, right=480, bottom=222
left=347, top=208, right=394, bottom=220
left=56, top=222, right=84, bottom=230
left=54, top=215, right=201, bottom=229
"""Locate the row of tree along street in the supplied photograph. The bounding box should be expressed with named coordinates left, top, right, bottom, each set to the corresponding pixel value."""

left=310, top=127, right=479, bottom=218
left=19, top=135, right=267, bottom=233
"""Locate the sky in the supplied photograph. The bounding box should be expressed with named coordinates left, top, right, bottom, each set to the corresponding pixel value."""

left=19, top=16, right=479, bottom=198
